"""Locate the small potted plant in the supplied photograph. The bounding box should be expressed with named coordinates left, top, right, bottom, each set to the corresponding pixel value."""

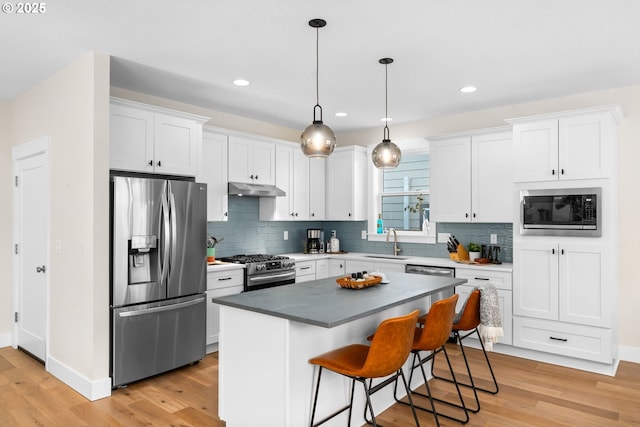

left=467, top=242, right=481, bottom=262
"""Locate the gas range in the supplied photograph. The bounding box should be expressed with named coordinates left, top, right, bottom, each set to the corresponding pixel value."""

left=220, top=254, right=296, bottom=291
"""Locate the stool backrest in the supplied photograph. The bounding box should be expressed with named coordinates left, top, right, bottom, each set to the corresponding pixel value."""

left=454, top=289, right=481, bottom=331
left=414, top=294, right=459, bottom=351
left=360, top=309, right=420, bottom=378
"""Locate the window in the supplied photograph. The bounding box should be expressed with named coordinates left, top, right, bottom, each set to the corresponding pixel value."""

left=368, top=141, right=436, bottom=243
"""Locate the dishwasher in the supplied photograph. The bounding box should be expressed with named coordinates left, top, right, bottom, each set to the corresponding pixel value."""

left=405, top=264, right=456, bottom=303
left=405, top=264, right=457, bottom=342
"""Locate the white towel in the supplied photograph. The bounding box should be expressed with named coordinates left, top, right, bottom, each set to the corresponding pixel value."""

left=477, top=284, right=503, bottom=351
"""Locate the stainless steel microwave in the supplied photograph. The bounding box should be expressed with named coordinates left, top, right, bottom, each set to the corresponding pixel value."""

left=520, top=188, right=601, bottom=237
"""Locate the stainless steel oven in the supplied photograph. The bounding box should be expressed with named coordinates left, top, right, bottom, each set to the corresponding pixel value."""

left=520, top=187, right=601, bottom=237
left=219, top=254, right=296, bottom=291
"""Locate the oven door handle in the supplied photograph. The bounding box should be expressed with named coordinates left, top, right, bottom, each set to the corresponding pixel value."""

left=248, top=270, right=297, bottom=284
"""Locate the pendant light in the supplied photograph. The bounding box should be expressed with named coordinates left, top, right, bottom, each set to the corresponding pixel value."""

left=300, top=18, right=336, bottom=158
left=371, top=58, right=402, bottom=169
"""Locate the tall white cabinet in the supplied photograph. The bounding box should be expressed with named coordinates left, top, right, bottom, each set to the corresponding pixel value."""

left=199, top=129, right=229, bottom=221
left=109, top=97, right=209, bottom=176
left=508, top=105, right=621, bottom=371
left=325, top=146, right=368, bottom=221
left=430, top=128, right=513, bottom=223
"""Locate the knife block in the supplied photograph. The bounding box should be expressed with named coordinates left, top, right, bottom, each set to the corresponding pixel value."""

left=449, top=244, right=470, bottom=261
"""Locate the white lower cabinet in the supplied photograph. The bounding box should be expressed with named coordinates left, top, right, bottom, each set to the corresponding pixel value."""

left=295, top=261, right=316, bottom=283
left=512, top=240, right=614, bottom=363
left=206, top=268, right=243, bottom=348
left=328, top=259, right=345, bottom=277
left=345, top=260, right=405, bottom=275
left=454, top=267, right=513, bottom=346
left=316, top=259, right=329, bottom=279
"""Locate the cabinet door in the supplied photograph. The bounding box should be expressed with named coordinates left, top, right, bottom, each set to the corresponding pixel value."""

left=326, top=150, right=354, bottom=220
left=328, top=259, right=345, bottom=277
left=456, top=284, right=512, bottom=345
left=228, top=135, right=253, bottom=183
left=559, top=243, right=610, bottom=327
left=430, top=137, right=472, bottom=222
left=251, top=139, right=276, bottom=185
left=559, top=113, right=612, bottom=180
left=109, top=104, right=155, bottom=173
left=206, top=285, right=243, bottom=345
left=316, top=259, right=329, bottom=279
left=513, top=120, right=559, bottom=182
left=201, top=131, right=228, bottom=221
left=472, top=132, right=513, bottom=222
left=154, top=113, right=200, bottom=176
left=309, top=158, right=326, bottom=220
left=273, top=144, right=294, bottom=219
left=513, top=241, right=559, bottom=320
left=291, top=149, right=309, bottom=219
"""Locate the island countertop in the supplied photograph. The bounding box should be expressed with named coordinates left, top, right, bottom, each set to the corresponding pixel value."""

left=212, top=272, right=466, bottom=328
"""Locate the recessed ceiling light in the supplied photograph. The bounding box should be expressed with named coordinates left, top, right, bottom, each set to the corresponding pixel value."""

left=233, top=79, right=250, bottom=86
left=335, top=112, right=347, bottom=117
left=380, top=117, right=392, bottom=122
left=460, top=86, right=477, bottom=93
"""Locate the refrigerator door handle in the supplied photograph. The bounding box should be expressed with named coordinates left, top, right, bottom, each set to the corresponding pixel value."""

left=160, top=184, right=170, bottom=286
left=168, top=185, right=178, bottom=279
left=117, top=296, right=205, bottom=318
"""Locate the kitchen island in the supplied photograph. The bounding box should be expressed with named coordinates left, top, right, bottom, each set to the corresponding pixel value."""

left=213, top=272, right=466, bottom=427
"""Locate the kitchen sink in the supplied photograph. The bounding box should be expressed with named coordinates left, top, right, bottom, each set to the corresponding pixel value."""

left=364, top=255, right=409, bottom=260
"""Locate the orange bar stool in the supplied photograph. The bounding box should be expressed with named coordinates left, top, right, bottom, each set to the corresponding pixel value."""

left=309, top=310, right=421, bottom=427
left=398, top=294, right=469, bottom=426
left=430, top=289, right=499, bottom=414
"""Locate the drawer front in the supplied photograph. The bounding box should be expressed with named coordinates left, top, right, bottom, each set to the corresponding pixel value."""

left=513, top=316, right=612, bottom=363
left=296, top=261, right=316, bottom=277
left=207, top=268, right=244, bottom=290
left=455, top=268, right=512, bottom=291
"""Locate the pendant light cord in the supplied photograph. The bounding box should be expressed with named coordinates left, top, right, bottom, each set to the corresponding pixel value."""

left=383, top=60, right=390, bottom=141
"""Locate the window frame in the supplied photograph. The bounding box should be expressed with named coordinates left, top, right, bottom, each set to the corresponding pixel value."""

left=366, top=140, right=437, bottom=244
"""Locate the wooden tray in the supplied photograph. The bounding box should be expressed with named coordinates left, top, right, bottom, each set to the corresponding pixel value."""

left=336, top=275, right=382, bottom=289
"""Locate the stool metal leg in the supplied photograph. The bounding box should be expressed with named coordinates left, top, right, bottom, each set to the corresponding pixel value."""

left=310, top=366, right=357, bottom=427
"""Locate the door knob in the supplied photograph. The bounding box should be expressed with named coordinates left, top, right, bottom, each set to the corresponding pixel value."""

left=36, top=265, right=46, bottom=273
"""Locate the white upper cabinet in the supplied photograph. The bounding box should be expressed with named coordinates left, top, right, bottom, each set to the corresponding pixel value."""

left=430, top=128, right=512, bottom=223
left=199, top=130, right=229, bottom=221
left=509, top=106, right=621, bottom=182
left=326, top=146, right=367, bottom=221
left=260, top=142, right=309, bottom=220
left=109, top=98, right=208, bottom=177
left=308, top=158, right=326, bottom=220
left=228, top=135, right=276, bottom=185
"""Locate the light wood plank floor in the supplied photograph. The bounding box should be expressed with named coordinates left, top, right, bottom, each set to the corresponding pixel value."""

left=1, top=344, right=639, bottom=426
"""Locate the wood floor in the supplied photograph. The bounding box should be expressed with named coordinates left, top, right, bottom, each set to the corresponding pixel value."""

left=1, top=344, right=639, bottom=426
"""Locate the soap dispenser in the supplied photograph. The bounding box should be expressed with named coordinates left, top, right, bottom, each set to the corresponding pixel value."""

left=329, top=230, right=340, bottom=253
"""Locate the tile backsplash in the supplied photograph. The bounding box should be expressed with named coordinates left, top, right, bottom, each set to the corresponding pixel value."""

left=207, top=196, right=513, bottom=263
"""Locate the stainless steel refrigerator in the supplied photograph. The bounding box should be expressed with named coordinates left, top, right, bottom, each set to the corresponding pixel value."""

left=110, top=175, right=207, bottom=387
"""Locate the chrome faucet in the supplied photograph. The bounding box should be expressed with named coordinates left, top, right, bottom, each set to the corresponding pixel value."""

left=386, top=228, right=402, bottom=256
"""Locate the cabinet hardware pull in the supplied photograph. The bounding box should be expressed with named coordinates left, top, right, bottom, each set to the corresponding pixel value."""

left=561, top=168, right=565, bottom=175
left=300, top=266, right=311, bottom=270
left=224, top=212, right=228, bottom=216
left=250, top=174, right=254, bottom=179
left=552, top=248, right=555, bottom=254
left=311, top=213, right=315, bottom=217
left=474, top=277, right=490, bottom=281
left=465, top=213, right=469, bottom=218
left=36, top=265, right=46, bottom=273
left=550, top=336, right=568, bottom=342
left=561, top=249, right=565, bottom=255
left=255, top=175, right=258, bottom=180
left=157, top=161, right=162, bottom=167
left=472, top=213, right=476, bottom=218
left=552, top=169, right=556, bottom=175
left=148, top=160, right=153, bottom=166
left=218, top=277, right=232, bottom=281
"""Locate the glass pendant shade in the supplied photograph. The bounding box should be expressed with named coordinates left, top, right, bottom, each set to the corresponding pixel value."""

left=301, top=119, right=336, bottom=157
left=372, top=57, right=401, bottom=168
left=301, top=18, right=336, bottom=158
left=372, top=136, right=402, bottom=168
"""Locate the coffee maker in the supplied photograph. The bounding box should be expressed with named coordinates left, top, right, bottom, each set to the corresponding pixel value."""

left=306, top=229, right=321, bottom=254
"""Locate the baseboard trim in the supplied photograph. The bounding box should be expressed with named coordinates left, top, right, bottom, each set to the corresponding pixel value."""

left=0, top=332, right=12, bottom=348
left=46, top=355, right=111, bottom=401
left=619, top=345, right=640, bottom=364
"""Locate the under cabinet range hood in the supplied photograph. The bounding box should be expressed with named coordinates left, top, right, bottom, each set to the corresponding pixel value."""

left=228, top=182, right=286, bottom=197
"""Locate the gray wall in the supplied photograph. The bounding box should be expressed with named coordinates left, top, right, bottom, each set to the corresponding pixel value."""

left=207, top=196, right=513, bottom=262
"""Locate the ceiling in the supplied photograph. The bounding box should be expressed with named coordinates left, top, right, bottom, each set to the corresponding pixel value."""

left=2, top=0, right=640, bottom=132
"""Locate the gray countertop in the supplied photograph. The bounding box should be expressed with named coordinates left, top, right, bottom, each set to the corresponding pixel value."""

left=212, top=272, right=466, bottom=328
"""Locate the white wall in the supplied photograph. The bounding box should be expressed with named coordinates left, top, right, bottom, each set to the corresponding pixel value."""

left=0, top=101, right=11, bottom=347
left=341, top=86, right=640, bottom=356
left=7, top=52, right=111, bottom=398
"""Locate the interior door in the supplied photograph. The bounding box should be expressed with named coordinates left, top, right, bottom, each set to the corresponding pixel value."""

left=13, top=138, right=50, bottom=361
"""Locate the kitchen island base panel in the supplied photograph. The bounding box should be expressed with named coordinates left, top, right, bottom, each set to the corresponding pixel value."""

left=218, top=299, right=432, bottom=427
